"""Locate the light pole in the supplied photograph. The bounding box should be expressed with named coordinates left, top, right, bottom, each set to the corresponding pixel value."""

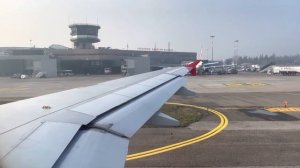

left=210, top=35, right=215, bottom=61
left=234, top=40, right=239, bottom=65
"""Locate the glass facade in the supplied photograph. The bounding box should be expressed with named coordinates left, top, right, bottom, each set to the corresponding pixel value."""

left=70, top=25, right=99, bottom=36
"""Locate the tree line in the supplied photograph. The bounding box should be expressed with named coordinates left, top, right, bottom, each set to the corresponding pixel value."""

left=225, top=54, right=300, bottom=66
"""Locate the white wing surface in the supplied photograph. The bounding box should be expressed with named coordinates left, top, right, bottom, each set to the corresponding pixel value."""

left=0, top=67, right=189, bottom=168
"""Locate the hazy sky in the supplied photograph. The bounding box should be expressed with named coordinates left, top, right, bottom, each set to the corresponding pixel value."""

left=0, top=0, right=299, bottom=60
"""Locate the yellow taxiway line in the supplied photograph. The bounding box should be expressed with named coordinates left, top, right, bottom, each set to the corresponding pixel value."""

left=265, top=107, right=300, bottom=112
left=126, top=102, right=228, bottom=161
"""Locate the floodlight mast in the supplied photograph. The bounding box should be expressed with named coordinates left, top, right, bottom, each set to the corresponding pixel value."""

left=210, top=35, right=215, bottom=61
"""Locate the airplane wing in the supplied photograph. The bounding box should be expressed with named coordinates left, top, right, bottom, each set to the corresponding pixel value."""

left=0, top=63, right=196, bottom=168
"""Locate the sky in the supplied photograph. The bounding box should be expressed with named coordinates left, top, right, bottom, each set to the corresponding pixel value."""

left=0, top=0, right=300, bottom=60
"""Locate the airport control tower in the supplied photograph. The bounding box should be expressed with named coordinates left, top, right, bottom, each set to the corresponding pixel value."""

left=69, top=24, right=100, bottom=49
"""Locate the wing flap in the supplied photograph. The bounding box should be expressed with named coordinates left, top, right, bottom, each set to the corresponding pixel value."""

left=67, top=73, right=179, bottom=119
left=53, top=129, right=129, bottom=168
left=0, top=121, right=41, bottom=158
left=93, top=77, right=186, bottom=138
left=0, top=122, right=81, bottom=168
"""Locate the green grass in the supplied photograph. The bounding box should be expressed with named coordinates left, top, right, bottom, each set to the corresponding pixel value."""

left=160, top=104, right=202, bottom=127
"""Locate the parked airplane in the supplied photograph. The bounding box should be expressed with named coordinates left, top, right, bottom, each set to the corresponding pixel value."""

left=0, top=60, right=200, bottom=168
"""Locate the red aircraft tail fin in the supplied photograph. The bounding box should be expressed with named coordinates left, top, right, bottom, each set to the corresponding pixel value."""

left=185, top=60, right=201, bottom=76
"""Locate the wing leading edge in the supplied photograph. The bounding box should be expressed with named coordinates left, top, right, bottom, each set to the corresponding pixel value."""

left=0, top=64, right=195, bottom=168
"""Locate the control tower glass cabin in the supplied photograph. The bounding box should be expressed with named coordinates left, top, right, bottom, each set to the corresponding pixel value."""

left=69, top=24, right=100, bottom=49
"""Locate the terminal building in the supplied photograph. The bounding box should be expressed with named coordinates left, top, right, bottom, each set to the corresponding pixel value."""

left=0, top=24, right=196, bottom=77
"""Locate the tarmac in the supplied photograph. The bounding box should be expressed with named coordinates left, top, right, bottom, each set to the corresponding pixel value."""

left=1, top=72, right=300, bottom=167
left=126, top=72, right=300, bottom=168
